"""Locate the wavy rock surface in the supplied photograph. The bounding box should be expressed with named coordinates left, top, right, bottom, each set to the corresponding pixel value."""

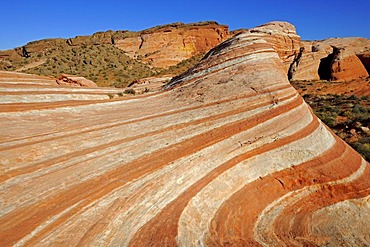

left=0, top=71, right=124, bottom=106
left=1, top=22, right=370, bottom=246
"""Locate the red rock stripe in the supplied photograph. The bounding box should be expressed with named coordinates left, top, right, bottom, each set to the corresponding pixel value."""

left=0, top=91, right=119, bottom=95
left=271, top=160, right=370, bottom=246
left=0, top=93, right=302, bottom=246
left=166, top=46, right=279, bottom=90
left=0, top=84, right=291, bottom=147
left=205, top=137, right=361, bottom=246
left=128, top=100, right=317, bottom=247
left=0, top=92, right=295, bottom=183
left=0, top=100, right=116, bottom=112
left=76, top=96, right=310, bottom=246
left=18, top=92, right=300, bottom=245
left=0, top=90, right=160, bottom=113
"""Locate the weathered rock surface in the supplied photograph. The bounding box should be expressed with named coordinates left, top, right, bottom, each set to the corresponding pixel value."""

left=330, top=47, right=369, bottom=81
left=290, top=38, right=370, bottom=81
left=56, top=74, right=98, bottom=87
left=114, top=22, right=230, bottom=68
left=358, top=51, right=370, bottom=74
left=248, top=21, right=301, bottom=71
left=0, top=22, right=369, bottom=247
left=126, top=75, right=172, bottom=94
left=0, top=71, right=124, bottom=105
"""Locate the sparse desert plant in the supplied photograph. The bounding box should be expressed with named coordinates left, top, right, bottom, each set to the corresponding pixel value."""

left=351, top=142, right=370, bottom=161
left=301, top=92, right=369, bottom=161
left=124, top=89, right=136, bottom=95
left=107, top=93, right=115, bottom=99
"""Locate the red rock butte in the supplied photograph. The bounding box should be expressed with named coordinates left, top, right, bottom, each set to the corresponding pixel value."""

left=0, top=22, right=369, bottom=246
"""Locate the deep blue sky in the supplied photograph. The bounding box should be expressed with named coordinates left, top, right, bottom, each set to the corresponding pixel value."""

left=1, top=0, right=369, bottom=50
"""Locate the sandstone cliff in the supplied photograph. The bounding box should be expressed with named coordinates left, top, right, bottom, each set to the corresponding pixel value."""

left=114, top=22, right=230, bottom=68
left=0, top=21, right=369, bottom=246
left=290, top=38, right=370, bottom=81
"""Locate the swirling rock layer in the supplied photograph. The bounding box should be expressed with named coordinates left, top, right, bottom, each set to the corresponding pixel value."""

left=1, top=22, right=369, bottom=246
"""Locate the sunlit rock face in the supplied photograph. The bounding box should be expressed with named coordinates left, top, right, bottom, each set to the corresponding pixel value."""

left=0, top=22, right=369, bottom=247
left=290, top=38, right=370, bottom=81
left=114, top=22, right=230, bottom=68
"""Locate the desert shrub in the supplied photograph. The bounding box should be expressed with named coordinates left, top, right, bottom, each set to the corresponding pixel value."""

left=351, top=142, right=370, bottom=161
left=348, top=95, right=360, bottom=101
left=124, top=89, right=136, bottom=95
left=315, top=111, right=337, bottom=127
left=352, top=104, right=367, bottom=114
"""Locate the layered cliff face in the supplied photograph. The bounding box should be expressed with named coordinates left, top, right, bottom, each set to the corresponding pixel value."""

left=290, top=38, right=370, bottom=81
left=114, top=22, right=230, bottom=68
left=1, top=21, right=369, bottom=247
left=247, top=21, right=301, bottom=71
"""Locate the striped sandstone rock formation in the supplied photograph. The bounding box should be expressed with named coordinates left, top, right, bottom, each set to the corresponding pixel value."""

left=1, top=22, right=369, bottom=247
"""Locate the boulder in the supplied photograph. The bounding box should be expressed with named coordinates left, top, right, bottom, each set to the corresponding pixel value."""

left=330, top=47, right=369, bottom=81
left=357, top=51, right=370, bottom=75
left=56, top=74, right=98, bottom=87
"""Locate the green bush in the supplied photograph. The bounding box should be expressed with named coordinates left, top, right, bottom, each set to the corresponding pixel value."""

left=351, top=143, right=370, bottom=161
left=124, top=89, right=136, bottom=95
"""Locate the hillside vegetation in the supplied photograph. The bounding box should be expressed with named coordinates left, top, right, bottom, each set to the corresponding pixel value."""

left=0, top=21, right=226, bottom=87
left=3, top=43, right=205, bottom=87
left=25, top=44, right=154, bottom=87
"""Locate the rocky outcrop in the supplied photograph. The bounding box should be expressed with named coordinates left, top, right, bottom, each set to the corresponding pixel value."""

left=330, top=46, right=369, bottom=81
left=0, top=22, right=369, bottom=247
left=357, top=51, right=370, bottom=74
left=15, top=39, right=67, bottom=57
left=126, top=75, right=172, bottom=94
left=67, top=30, right=117, bottom=46
left=290, top=38, right=370, bottom=81
left=114, top=21, right=230, bottom=68
left=248, top=21, right=301, bottom=71
left=56, top=74, right=98, bottom=87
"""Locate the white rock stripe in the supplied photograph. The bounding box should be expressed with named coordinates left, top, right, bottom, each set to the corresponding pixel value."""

left=253, top=159, right=368, bottom=247
left=14, top=94, right=302, bottom=246
left=176, top=111, right=335, bottom=246
left=0, top=92, right=297, bottom=218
